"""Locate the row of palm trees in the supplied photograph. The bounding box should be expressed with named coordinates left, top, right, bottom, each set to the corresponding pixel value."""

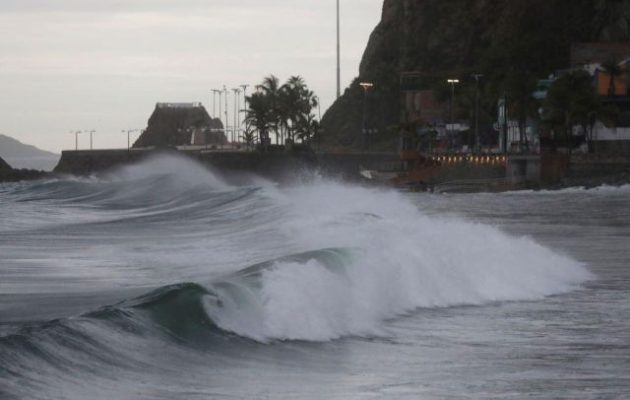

left=244, top=75, right=320, bottom=148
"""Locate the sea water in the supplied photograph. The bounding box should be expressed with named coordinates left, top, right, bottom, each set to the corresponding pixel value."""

left=0, top=155, right=628, bottom=399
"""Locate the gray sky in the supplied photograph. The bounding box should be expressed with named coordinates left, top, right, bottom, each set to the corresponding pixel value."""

left=0, top=0, right=383, bottom=153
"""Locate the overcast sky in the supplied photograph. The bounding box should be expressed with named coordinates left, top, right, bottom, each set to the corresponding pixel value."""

left=0, top=0, right=383, bottom=153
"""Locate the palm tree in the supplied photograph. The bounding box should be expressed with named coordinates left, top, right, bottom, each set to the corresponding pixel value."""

left=245, top=92, right=272, bottom=147
left=601, top=58, right=624, bottom=97
left=246, top=74, right=320, bottom=149
left=295, top=114, right=320, bottom=143
left=505, top=70, right=539, bottom=152
left=260, top=75, right=282, bottom=143
left=273, top=76, right=318, bottom=144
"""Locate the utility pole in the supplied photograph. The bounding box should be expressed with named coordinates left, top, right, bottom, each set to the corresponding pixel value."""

left=447, top=79, right=460, bottom=151
left=336, top=0, right=341, bottom=99
left=87, top=130, right=96, bottom=150
left=359, top=82, right=374, bottom=150
left=217, top=90, right=223, bottom=128
left=223, top=86, right=229, bottom=143
left=212, top=89, right=218, bottom=118
left=472, top=74, right=483, bottom=153
left=241, top=84, right=249, bottom=147
left=122, top=129, right=138, bottom=151
left=315, top=96, right=322, bottom=151
left=70, top=130, right=82, bottom=151
left=233, top=88, right=241, bottom=144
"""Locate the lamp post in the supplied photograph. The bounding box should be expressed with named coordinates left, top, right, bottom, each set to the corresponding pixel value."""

left=447, top=79, right=460, bottom=151
left=241, top=84, right=250, bottom=147
left=232, top=88, right=241, bottom=144
left=359, top=82, right=374, bottom=150
left=212, top=89, right=220, bottom=118
left=70, top=130, right=82, bottom=151
left=217, top=90, right=223, bottom=126
left=223, top=86, right=229, bottom=143
left=336, top=0, right=341, bottom=99
left=314, top=95, right=322, bottom=151
left=472, top=74, right=483, bottom=153
left=86, top=130, right=96, bottom=150
left=122, top=129, right=138, bottom=151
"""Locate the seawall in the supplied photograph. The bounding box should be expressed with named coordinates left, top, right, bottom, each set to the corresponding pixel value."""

left=53, top=148, right=401, bottom=183
left=52, top=149, right=630, bottom=190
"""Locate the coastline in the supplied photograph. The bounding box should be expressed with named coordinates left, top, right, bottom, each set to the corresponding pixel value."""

left=2, top=148, right=630, bottom=193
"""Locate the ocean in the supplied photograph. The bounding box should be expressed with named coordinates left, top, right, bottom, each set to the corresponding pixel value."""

left=1, top=154, right=628, bottom=399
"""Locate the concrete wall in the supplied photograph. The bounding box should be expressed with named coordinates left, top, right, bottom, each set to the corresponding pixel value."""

left=53, top=148, right=401, bottom=183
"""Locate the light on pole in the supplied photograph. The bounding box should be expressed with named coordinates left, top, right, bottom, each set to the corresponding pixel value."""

left=472, top=74, right=483, bottom=153
left=122, top=129, right=138, bottom=151
left=314, top=95, right=322, bottom=151
left=241, top=84, right=249, bottom=143
left=232, top=88, right=241, bottom=144
left=223, top=85, right=229, bottom=142
left=359, top=82, right=374, bottom=150
left=212, top=89, right=219, bottom=118
left=70, top=130, right=82, bottom=151
left=447, top=79, right=460, bottom=151
left=217, top=90, right=223, bottom=126
left=86, top=130, right=96, bottom=150
left=336, top=0, right=341, bottom=99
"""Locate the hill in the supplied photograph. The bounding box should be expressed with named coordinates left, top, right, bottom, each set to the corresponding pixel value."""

left=0, top=134, right=59, bottom=171
left=134, top=103, right=225, bottom=148
left=0, top=156, right=10, bottom=171
left=321, top=0, right=630, bottom=150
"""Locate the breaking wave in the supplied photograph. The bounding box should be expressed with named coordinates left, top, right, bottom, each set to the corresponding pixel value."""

left=0, top=155, right=593, bottom=398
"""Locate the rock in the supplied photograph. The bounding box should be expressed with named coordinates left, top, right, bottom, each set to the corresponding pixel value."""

left=0, top=156, right=49, bottom=182
left=0, top=156, right=10, bottom=171
left=133, top=103, right=225, bottom=148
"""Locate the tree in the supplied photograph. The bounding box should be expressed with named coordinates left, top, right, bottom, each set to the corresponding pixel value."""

left=505, top=70, right=539, bottom=152
left=543, top=70, right=602, bottom=155
left=296, top=113, right=320, bottom=143
left=246, top=75, right=319, bottom=149
left=260, top=75, right=282, bottom=143
left=244, top=92, right=272, bottom=147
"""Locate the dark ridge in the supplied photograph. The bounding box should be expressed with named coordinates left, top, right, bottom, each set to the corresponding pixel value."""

left=0, top=156, right=10, bottom=171
left=0, top=155, right=49, bottom=182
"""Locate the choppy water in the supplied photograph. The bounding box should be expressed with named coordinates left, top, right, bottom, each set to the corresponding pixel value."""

left=0, top=155, right=628, bottom=399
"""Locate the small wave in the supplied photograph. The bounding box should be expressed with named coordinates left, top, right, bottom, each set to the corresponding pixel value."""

left=503, top=183, right=630, bottom=195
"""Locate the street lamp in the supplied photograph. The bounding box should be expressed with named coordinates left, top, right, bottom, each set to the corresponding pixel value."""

left=336, top=0, right=341, bottom=99
left=122, top=129, right=138, bottom=151
left=212, top=89, right=219, bottom=118
left=69, top=130, right=82, bottom=151
left=86, top=130, right=96, bottom=150
left=359, top=82, right=374, bottom=150
left=232, top=88, right=242, bottom=144
left=216, top=89, right=223, bottom=126
left=472, top=74, right=483, bottom=153
left=447, top=79, right=460, bottom=151
left=241, top=84, right=250, bottom=144
left=223, top=86, right=229, bottom=143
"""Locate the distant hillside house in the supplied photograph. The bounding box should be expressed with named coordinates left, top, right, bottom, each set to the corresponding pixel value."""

left=133, top=103, right=226, bottom=148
